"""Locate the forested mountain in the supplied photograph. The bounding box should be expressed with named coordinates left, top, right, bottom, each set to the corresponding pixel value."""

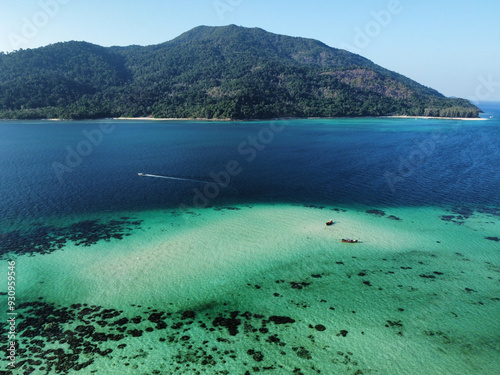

left=0, top=25, right=479, bottom=120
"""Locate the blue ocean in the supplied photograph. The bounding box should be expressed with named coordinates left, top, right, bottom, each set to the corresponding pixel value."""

left=1, top=105, right=499, bottom=223
left=0, top=103, right=499, bottom=374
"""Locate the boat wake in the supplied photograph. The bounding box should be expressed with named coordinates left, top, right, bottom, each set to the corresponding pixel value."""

left=138, top=173, right=207, bottom=184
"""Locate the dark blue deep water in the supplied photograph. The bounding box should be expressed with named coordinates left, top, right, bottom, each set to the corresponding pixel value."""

left=1, top=102, right=499, bottom=227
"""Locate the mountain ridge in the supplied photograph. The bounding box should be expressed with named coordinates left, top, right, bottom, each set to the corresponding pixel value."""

left=0, top=25, right=479, bottom=120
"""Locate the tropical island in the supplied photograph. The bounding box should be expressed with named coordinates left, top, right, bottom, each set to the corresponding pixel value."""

left=0, top=25, right=480, bottom=120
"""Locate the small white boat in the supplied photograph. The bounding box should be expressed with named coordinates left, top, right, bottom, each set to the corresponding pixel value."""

left=138, top=173, right=145, bottom=176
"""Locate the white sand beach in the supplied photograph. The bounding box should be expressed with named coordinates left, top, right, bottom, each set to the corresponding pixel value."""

left=386, top=115, right=488, bottom=121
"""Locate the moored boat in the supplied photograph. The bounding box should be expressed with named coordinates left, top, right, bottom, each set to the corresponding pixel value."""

left=326, top=220, right=334, bottom=226
left=341, top=238, right=359, bottom=243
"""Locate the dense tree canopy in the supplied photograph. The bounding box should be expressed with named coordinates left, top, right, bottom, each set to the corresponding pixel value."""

left=0, top=25, right=480, bottom=120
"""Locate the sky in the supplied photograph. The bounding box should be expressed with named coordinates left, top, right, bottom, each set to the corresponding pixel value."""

left=0, top=0, right=499, bottom=102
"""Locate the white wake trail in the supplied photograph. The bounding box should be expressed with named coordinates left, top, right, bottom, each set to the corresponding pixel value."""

left=138, top=173, right=207, bottom=184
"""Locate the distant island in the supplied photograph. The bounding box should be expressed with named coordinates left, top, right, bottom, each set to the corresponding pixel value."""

left=0, top=25, right=480, bottom=120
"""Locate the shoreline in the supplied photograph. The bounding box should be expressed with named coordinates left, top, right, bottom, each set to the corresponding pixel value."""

left=113, top=115, right=489, bottom=122
left=113, top=117, right=233, bottom=121
left=0, top=115, right=489, bottom=122
left=384, top=115, right=487, bottom=121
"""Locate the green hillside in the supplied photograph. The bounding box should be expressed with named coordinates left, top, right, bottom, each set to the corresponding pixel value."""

left=0, top=25, right=480, bottom=120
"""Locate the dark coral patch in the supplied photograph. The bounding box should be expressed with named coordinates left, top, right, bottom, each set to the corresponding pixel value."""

left=485, top=236, right=500, bottom=242
left=269, top=316, right=295, bottom=324
left=212, top=312, right=241, bottom=336
left=247, top=349, right=264, bottom=362
left=387, top=215, right=401, bottom=221
left=294, top=347, right=312, bottom=360
left=128, top=329, right=143, bottom=337
left=441, top=215, right=455, bottom=222
left=214, top=206, right=241, bottom=211
left=303, top=204, right=325, bottom=210
left=366, top=209, right=386, bottom=216
left=452, top=206, right=474, bottom=218
left=0, top=217, right=142, bottom=258
left=290, top=281, right=311, bottom=290
left=6, top=284, right=374, bottom=374
left=419, top=274, right=436, bottom=279
left=440, top=215, right=465, bottom=225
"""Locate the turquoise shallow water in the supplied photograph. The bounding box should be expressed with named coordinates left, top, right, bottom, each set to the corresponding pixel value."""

left=0, top=108, right=499, bottom=374
left=1, top=204, right=499, bottom=374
